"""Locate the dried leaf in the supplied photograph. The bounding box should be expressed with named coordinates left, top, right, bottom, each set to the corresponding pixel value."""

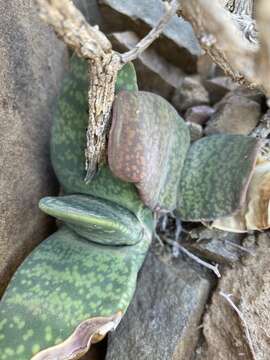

left=213, top=159, right=270, bottom=232
left=31, top=313, right=122, bottom=360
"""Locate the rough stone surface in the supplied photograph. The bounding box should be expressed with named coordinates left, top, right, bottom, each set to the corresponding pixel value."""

left=106, top=247, right=211, bottom=360
left=187, top=122, right=203, bottom=142
left=252, top=109, right=270, bottom=139
left=203, top=76, right=238, bottom=104
left=205, top=95, right=261, bottom=135
left=99, top=0, right=201, bottom=72
left=197, top=232, right=270, bottom=360
left=172, top=77, right=210, bottom=113
left=184, top=105, right=214, bottom=126
left=0, top=0, right=66, bottom=295
left=110, top=31, right=184, bottom=99
left=187, top=227, right=245, bottom=265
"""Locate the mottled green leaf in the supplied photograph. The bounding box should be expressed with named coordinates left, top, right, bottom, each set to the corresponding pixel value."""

left=177, top=134, right=260, bottom=221
left=0, top=226, right=151, bottom=360
left=115, top=62, right=138, bottom=94
left=51, top=55, right=148, bottom=221
left=39, top=195, right=146, bottom=246
left=109, top=91, right=190, bottom=212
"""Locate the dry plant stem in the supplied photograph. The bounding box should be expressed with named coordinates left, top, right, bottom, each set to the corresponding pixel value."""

left=120, top=0, right=179, bottom=63
left=224, top=240, right=255, bottom=256
left=164, top=238, right=221, bottom=278
left=36, top=0, right=111, bottom=58
left=180, top=0, right=257, bottom=86
left=220, top=291, right=257, bottom=360
left=36, top=0, right=179, bottom=180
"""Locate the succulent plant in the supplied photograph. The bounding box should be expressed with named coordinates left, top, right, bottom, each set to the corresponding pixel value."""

left=0, top=55, right=262, bottom=359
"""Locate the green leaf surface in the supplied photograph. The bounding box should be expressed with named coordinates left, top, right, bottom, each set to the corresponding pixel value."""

left=109, top=91, right=190, bottom=211
left=39, top=195, right=146, bottom=246
left=51, top=55, right=148, bottom=221
left=0, top=226, right=151, bottom=360
left=177, top=134, right=260, bottom=221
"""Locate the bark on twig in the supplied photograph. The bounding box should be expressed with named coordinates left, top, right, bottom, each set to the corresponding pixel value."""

left=36, top=0, right=179, bottom=180
left=179, top=0, right=270, bottom=96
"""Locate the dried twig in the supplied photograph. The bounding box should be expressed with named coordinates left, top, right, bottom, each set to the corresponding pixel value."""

left=224, top=239, right=256, bottom=256
left=36, top=0, right=179, bottom=180
left=164, top=238, right=221, bottom=278
left=120, top=0, right=179, bottom=63
left=179, top=0, right=270, bottom=96
left=220, top=291, right=257, bottom=360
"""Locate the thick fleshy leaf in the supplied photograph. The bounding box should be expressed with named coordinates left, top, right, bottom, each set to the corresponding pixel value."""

left=39, top=195, right=146, bottom=245
left=0, top=226, right=151, bottom=360
left=177, top=134, right=260, bottom=221
left=213, top=158, right=270, bottom=232
left=50, top=55, right=149, bottom=221
left=108, top=91, right=190, bottom=211
left=32, top=313, right=121, bottom=360
left=115, top=62, right=138, bottom=94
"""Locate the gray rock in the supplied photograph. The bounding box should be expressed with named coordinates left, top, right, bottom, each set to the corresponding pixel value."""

left=203, top=76, right=238, bottom=104
left=184, top=105, right=214, bottom=126
left=172, top=77, right=210, bottom=113
left=106, top=247, right=211, bottom=360
left=187, top=122, right=203, bottom=142
left=188, top=227, right=245, bottom=265
left=0, top=0, right=66, bottom=295
left=99, top=0, right=201, bottom=73
left=205, top=95, right=261, bottom=135
left=110, top=31, right=184, bottom=99
left=251, top=109, right=270, bottom=139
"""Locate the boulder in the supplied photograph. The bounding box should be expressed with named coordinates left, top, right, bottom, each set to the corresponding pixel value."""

left=106, top=246, right=211, bottom=360
left=110, top=31, right=184, bottom=99
left=197, top=232, right=270, bottom=360
left=188, top=227, right=245, bottom=265
left=184, top=105, right=214, bottom=126
left=0, top=0, right=66, bottom=295
left=205, top=95, right=261, bottom=135
left=172, top=77, right=210, bottom=113
left=203, top=76, right=238, bottom=104
left=99, top=0, right=201, bottom=73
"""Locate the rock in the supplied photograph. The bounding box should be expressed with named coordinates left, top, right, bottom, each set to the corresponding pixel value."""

left=184, top=105, right=214, bottom=126
left=197, top=232, right=270, bottom=360
left=172, top=77, right=210, bottom=113
left=74, top=0, right=104, bottom=27
left=205, top=95, right=261, bottom=135
left=110, top=31, right=184, bottom=99
left=197, top=54, right=215, bottom=80
left=0, top=1, right=66, bottom=295
left=106, top=246, right=211, bottom=360
left=230, top=87, right=264, bottom=104
left=187, top=227, right=245, bottom=265
left=251, top=109, right=270, bottom=139
left=99, top=0, right=201, bottom=73
left=187, top=122, right=203, bottom=142
left=203, top=76, right=238, bottom=104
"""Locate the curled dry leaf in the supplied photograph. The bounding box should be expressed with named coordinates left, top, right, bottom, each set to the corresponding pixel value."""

left=31, top=312, right=122, bottom=360
left=213, top=158, right=270, bottom=232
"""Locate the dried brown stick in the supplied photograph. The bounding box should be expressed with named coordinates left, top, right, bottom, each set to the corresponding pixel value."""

left=220, top=291, right=257, bottom=360
left=36, top=0, right=179, bottom=180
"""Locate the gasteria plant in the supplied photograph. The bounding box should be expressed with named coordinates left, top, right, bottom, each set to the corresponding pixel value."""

left=0, top=55, right=262, bottom=360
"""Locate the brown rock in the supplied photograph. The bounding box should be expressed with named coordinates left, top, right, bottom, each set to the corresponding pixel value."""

left=185, top=105, right=215, bottom=126
left=99, top=0, right=201, bottom=73
left=0, top=1, right=66, bottom=295
left=106, top=246, right=211, bottom=360
left=110, top=31, right=184, bottom=99
left=197, top=232, right=270, bottom=360
left=172, top=77, right=210, bottom=113
left=205, top=95, right=261, bottom=135
left=188, top=227, right=244, bottom=265
left=203, top=76, right=238, bottom=104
